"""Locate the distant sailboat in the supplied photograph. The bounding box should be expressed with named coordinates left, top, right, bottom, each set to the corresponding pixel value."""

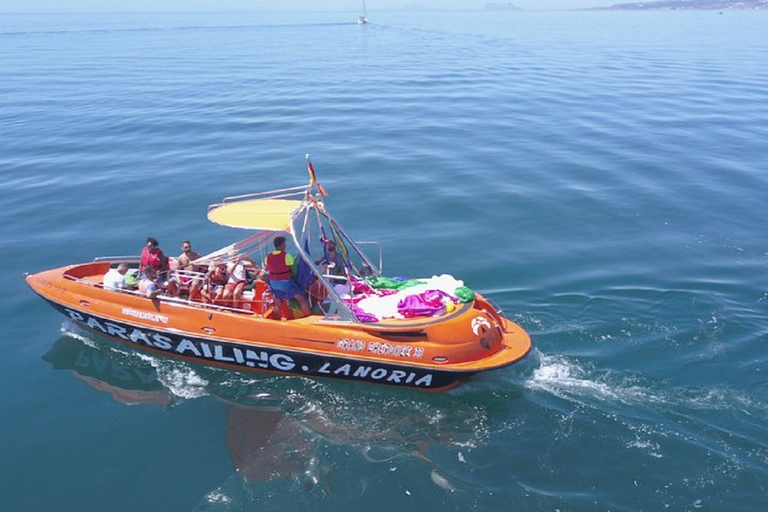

left=357, top=0, right=368, bottom=24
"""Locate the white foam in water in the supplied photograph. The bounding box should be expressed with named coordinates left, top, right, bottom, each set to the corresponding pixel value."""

left=133, top=352, right=210, bottom=400
left=430, top=469, right=457, bottom=492
left=60, top=320, right=101, bottom=349
left=528, top=354, right=615, bottom=399
left=526, top=353, right=768, bottom=451
left=526, top=353, right=656, bottom=406
left=155, top=367, right=210, bottom=400
left=60, top=320, right=210, bottom=401
left=205, top=490, right=231, bottom=504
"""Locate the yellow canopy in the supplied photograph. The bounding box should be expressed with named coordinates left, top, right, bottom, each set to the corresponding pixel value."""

left=207, top=198, right=302, bottom=231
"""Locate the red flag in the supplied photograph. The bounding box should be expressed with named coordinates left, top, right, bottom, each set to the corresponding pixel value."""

left=307, top=158, right=317, bottom=186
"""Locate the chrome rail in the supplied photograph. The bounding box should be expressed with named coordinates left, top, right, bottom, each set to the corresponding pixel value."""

left=92, top=256, right=140, bottom=263
left=63, top=273, right=257, bottom=315
left=485, top=297, right=506, bottom=317
left=219, top=184, right=309, bottom=204
left=355, top=241, right=383, bottom=275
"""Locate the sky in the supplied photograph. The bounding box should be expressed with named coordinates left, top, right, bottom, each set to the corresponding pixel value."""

left=0, top=1, right=622, bottom=13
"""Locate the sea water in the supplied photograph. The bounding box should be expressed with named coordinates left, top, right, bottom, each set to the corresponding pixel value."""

left=1, top=9, right=767, bottom=511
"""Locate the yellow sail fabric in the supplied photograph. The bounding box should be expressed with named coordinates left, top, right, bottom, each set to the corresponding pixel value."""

left=207, top=199, right=302, bottom=231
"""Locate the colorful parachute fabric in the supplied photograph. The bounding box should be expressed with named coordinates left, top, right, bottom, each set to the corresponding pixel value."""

left=397, top=289, right=453, bottom=318
left=366, top=276, right=426, bottom=290
left=344, top=274, right=476, bottom=322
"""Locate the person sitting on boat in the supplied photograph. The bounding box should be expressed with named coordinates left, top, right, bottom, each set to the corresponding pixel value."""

left=140, top=237, right=168, bottom=278
left=201, top=263, right=227, bottom=305
left=103, top=262, right=129, bottom=291
left=223, top=252, right=257, bottom=308
left=263, top=236, right=310, bottom=318
left=177, top=240, right=202, bottom=271
left=173, top=240, right=203, bottom=300
left=314, top=240, right=346, bottom=280
left=307, top=275, right=329, bottom=312
left=139, top=265, right=163, bottom=299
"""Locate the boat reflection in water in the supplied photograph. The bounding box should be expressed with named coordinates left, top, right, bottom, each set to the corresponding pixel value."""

left=44, top=328, right=175, bottom=407
left=43, top=323, right=315, bottom=485
left=44, top=322, right=499, bottom=500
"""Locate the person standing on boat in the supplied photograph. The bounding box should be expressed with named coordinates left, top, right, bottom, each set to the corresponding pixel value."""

left=263, top=236, right=310, bottom=317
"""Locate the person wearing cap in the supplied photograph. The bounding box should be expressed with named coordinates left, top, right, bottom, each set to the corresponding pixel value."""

left=315, top=240, right=345, bottom=278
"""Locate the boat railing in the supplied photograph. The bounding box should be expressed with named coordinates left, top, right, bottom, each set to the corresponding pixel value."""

left=172, top=269, right=206, bottom=281
left=321, top=273, right=348, bottom=282
left=92, top=256, right=140, bottom=263
left=151, top=293, right=257, bottom=315
left=80, top=256, right=343, bottom=320
left=220, top=184, right=309, bottom=204
left=354, top=240, right=383, bottom=275
left=63, top=271, right=257, bottom=316
left=133, top=288, right=257, bottom=315
left=479, top=296, right=510, bottom=333
left=485, top=297, right=505, bottom=317
left=91, top=258, right=208, bottom=281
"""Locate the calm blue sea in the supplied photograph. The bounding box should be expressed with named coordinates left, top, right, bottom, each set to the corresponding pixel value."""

left=2, top=9, right=767, bottom=511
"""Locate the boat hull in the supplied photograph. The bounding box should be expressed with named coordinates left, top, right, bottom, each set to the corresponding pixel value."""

left=41, top=298, right=466, bottom=390
left=26, top=262, right=531, bottom=392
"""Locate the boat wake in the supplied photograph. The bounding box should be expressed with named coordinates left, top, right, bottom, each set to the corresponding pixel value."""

left=524, top=350, right=659, bottom=406
left=51, top=319, right=768, bottom=506
left=137, top=354, right=210, bottom=400
left=59, top=319, right=211, bottom=401
left=511, top=349, right=768, bottom=469
left=59, top=319, right=101, bottom=349
left=523, top=350, right=768, bottom=420
left=57, top=317, right=765, bottom=430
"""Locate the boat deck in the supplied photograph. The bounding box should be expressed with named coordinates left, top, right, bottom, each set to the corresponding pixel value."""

left=62, top=260, right=480, bottom=327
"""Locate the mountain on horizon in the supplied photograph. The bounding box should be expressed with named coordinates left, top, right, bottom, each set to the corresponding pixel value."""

left=484, top=2, right=522, bottom=10
left=606, top=0, right=768, bottom=9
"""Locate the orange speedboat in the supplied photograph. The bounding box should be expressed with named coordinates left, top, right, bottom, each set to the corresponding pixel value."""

left=26, top=160, right=531, bottom=391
